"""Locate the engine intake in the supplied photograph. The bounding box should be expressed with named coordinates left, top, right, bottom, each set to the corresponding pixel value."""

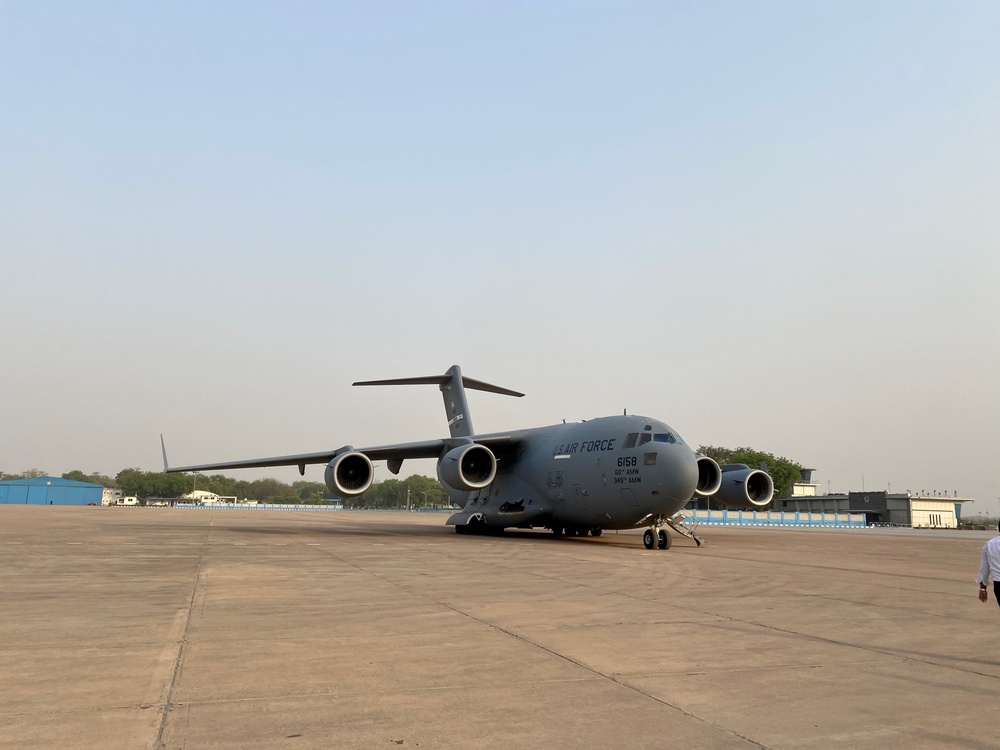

left=438, top=443, right=497, bottom=492
left=712, top=464, right=774, bottom=509
left=324, top=451, right=374, bottom=497
left=694, top=455, right=722, bottom=496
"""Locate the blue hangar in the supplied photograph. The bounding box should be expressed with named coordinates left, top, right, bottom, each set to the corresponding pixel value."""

left=0, top=477, right=104, bottom=505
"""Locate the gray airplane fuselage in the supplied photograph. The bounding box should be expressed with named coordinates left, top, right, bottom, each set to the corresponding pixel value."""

left=447, top=415, right=698, bottom=531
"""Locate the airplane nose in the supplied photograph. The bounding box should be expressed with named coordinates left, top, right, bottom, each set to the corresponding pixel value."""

left=656, top=445, right=699, bottom=505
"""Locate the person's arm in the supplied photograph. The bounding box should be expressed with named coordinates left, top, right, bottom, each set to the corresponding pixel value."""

left=978, top=544, right=990, bottom=602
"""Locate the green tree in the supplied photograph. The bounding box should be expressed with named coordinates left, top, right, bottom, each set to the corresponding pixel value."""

left=62, top=470, right=117, bottom=487
left=364, top=478, right=406, bottom=508
left=246, top=478, right=293, bottom=503
left=698, top=446, right=803, bottom=501
left=353, top=474, right=451, bottom=509
left=1, top=469, right=48, bottom=480
left=404, top=474, right=450, bottom=507
left=201, top=474, right=241, bottom=498
left=115, top=469, right=194, bottom=499
left=292, top=480, right=327, bottom=502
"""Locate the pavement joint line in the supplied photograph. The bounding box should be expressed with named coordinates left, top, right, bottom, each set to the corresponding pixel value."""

left=479, top=548, right=997, bottom=669
left=5, top=513, right=996, bottom=747
left=284, top=531, right=771, bottom=750
left=695, top=549, right=970, bottom=585
left=716, top=617, right=1000, bottom=681
left=153, top=525, right=212, bottom=750
left=435, top=597, right=771, bottom=749
left=0, top=676, right=606, bottom=717
left=586, top=583, right=1000, bottom=682
left=156, top=677, right=605, bottom=708
left=328, top=528, right=1000, bottom=731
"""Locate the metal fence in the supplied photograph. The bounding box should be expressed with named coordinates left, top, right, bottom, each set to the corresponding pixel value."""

left=687, top=509, right=866, bottom=527
left=173, top=503, right=345, bottom=511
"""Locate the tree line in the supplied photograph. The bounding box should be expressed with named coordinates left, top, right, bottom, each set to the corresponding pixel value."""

left=1, top=467, right=453, bottom=508
left=3, top=445, right=803, bottom=507
left=696, top=446, right=802, bottom=500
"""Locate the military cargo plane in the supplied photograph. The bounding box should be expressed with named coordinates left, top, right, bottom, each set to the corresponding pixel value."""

left=163, top=365, right=773, bottom=549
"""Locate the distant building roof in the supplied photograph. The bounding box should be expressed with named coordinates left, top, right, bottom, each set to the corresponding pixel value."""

left=0, top=476, right=104, bottom=488
left=183, top=490, right=220, bottom=500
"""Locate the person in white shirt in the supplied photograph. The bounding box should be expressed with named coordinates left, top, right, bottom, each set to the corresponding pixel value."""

left=976, top=523, right=1000, bottom=606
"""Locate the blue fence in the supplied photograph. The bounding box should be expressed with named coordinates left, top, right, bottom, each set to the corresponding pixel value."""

left=686, top=509, right=866, bottom=527
left=177, top=503, right=464, bottom=511
left=173, top=504, right=345, bottom=511
left=169, top=505, right=864, bottom=526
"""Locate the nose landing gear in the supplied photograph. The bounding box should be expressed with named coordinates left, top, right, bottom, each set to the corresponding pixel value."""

left=657, top=529, right=671, bottom=549
left=640, top=515, right=676, bottom=550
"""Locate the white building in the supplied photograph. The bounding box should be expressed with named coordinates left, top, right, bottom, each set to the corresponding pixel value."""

left=182, top=490, right=238, bottom=505
left=101, top=488, right=123, bottom=506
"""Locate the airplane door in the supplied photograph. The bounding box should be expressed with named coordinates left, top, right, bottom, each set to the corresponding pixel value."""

left=574, top=484, right=586, bottom=509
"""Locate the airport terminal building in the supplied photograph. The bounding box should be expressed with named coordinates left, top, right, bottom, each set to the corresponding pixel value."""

left=0, top=476, right=105, bottom=505
left=778, top=490, right=969, bottom=527
left=776, top=470, right=970, bottom=527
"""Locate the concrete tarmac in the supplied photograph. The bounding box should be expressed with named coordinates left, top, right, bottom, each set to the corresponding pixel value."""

left=1, top=507, right=998, bottom=750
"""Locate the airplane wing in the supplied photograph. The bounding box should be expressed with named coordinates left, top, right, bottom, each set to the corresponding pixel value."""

left=161, top=433, right=523, bottom=474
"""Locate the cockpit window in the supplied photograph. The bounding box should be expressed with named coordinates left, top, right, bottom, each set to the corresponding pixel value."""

left=626, top=431, right=683, bottom=448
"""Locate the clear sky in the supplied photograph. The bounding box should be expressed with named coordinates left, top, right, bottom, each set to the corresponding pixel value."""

left=3, top=2, right=998, bottom=512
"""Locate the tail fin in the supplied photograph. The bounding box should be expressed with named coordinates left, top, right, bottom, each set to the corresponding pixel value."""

left=353, top=364, right=523, bottom=438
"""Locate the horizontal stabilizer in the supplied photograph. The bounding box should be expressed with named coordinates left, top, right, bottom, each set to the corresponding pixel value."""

left=353, top=373, right=524, bottom=398
left=354, top=365, right=522, bottom=438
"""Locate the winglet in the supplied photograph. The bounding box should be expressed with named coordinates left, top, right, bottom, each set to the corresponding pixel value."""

left=161, top=434, right=170, bottom=473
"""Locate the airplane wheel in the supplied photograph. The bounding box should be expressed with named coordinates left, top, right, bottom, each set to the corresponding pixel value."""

left=643, top=529, right=656, bottom=549
left=590, top=527, right=603, bottom=537
left=657, top=529, right=671, bottom=550
left=551, top=526, right=564, bottom=537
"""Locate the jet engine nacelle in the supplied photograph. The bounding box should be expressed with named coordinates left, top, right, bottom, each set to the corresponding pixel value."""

left=324, top=451, right=374, bottom=497
left=694, top=455, right=722, bottom=497
left=712, top=464, right=774, bottom=509
left=437, top=443, right=497, bottom=492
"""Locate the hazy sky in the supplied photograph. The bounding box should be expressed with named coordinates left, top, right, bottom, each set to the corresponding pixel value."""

left=3, top=2, right=998, bottom=512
